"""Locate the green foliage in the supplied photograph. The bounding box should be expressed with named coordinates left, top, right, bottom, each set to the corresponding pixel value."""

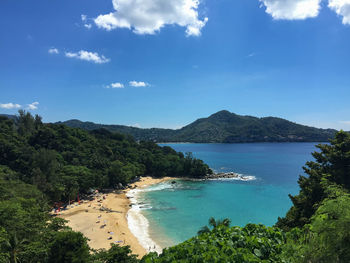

left=281, top=187, right=350, bottom=263
left=0, top=172, right=137, bottom=263
left=141, top=224, right=285, bottom=263
left=47, top=231, right=90, bottom=263
left=197, top=217, right=231, bottom=235
left=0, top=227, right=10, bottom=263
left=0, top=173, right=66, bottom=263
left=277, top=131, right=350, bottom=230
left=60, top=110, right=336, bottom=143
left=92, top=244, right=139, bottom=263
left=0, top=112, right=211, bottom=203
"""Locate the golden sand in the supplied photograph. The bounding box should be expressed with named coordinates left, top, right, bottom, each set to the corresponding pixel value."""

left=58, top=177, right=174, bottom=258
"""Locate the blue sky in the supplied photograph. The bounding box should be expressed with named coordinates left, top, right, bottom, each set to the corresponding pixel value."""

left=1, top=0, right=350, bottom=130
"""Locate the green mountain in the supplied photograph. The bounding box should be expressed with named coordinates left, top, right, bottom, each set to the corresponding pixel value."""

left=58, top=110, right=337, bottom=143
left=0, top=114, right=16, bottom=121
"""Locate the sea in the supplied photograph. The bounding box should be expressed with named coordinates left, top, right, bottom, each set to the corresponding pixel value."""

left=127, top=142, right=320, bottom=252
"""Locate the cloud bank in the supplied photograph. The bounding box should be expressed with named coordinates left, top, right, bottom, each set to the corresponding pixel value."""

left=328, top=0, right=350, bottom=25
left=0, top=103, right=21, bottom=109
left=259, top=0, right=321, bottom=20
left=259, top=0, right=350, bottom=25
left=0, top=102, right=39, bottom=110
left=65, top=50, right=110, bottom=64
left=94, top=0, right=208, bottom=36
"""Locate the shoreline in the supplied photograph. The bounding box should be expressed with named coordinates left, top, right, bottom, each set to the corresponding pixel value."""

left=57, top=173, right=254, bottom=257
left=57, top=176, right=174, bottom=258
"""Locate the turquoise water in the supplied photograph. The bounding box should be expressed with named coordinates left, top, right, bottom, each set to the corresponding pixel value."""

left=138, top=143, right=319, bottom=248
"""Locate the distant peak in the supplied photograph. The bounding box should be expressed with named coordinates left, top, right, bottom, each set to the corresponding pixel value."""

left=211, top=110, right=232, bottom=116
left=208, top=110, right=236, bottom=120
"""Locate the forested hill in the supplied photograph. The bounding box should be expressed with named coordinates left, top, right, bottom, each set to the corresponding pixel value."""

left=0, top=114, right=16, bottom=121
left=58, top=119, right=177, bottom=143
left=58, top=110, right=337, bottom=143
left=0, top=111, right=211, bottom=203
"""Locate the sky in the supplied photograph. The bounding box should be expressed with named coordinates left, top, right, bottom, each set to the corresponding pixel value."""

left=1, top=0, right=350, bottom=130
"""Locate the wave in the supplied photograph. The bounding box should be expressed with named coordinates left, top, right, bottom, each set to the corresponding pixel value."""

left=140, top=182, right=174, bottom=192
left=208, top=175, right=257, bottom=181
left=126, top=187, right=164, bottom=254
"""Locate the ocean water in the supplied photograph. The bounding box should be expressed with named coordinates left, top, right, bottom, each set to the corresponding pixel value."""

left=129, top=143, right=320, bottom=250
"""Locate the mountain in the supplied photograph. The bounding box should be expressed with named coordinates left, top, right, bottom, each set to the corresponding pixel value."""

left=0, top=114, right=16, bottom=121
left=58, top=119, right=177, bottom=142
left=57, top=110, right=337, bottom=143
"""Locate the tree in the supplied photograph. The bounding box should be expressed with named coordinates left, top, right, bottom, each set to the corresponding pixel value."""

left=197, top=217, right=231, bottom=235
left=61, top=166, right=95, bottom=194
left=277, top=131, right=350, bottom=230
left=48, top=231, right=90, bottom=263
left=281, top=186, right=350, bottom=263
left=93, top=244, right=139, bottom=263
left=16, top=110, right=35, bottom=136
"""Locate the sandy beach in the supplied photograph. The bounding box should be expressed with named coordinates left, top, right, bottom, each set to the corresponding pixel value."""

left=58, top=176, right=174, bottom=258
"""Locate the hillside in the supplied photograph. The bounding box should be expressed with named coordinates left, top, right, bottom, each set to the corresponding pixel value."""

left=0, top=112, right=211, bottom=202
left=58, top=110, right=337, bottom=143
left=59, top=119, right=177, bottom=142
left=0, top=114, right=16, bottom=121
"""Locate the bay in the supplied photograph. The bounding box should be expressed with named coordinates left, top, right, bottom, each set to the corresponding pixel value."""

left=136, top=143, right=319, bottom=248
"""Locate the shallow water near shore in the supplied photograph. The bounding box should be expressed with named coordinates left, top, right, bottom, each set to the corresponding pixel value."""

left=133, top=143, right=319, bottom=249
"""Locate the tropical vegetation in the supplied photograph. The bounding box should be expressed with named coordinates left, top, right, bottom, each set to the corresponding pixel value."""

left=0, top=111, right=211, bottom=203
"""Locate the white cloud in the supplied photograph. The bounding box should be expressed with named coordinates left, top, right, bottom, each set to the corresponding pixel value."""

left=94, top=0, right=208, bottom=36
left=107, top=82, right=124, bottom=88
left=129, top=81, right=149, bottom=87
left=259, top=0, right=321, bottom=20
left=328, top=0, right=350, bottom=25
left=65, top=50, right=110, bottom=64
left=339, top=120, right=350, bottom=125
left=0, top=103, right=21, bottom=109
left=27, top=102, right=39, bottom=110
left=81, top=14, right=93, bottom=29
left=48, top=48, right=59, bottom=54
left=131, top=123, right=141, bottom=128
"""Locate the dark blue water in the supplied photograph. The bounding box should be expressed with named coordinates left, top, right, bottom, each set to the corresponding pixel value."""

left=139, top=143, right=319, bottom=248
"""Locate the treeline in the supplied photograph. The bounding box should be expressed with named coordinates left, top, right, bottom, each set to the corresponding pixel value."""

left=0, top=111, right=211, bottom=203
